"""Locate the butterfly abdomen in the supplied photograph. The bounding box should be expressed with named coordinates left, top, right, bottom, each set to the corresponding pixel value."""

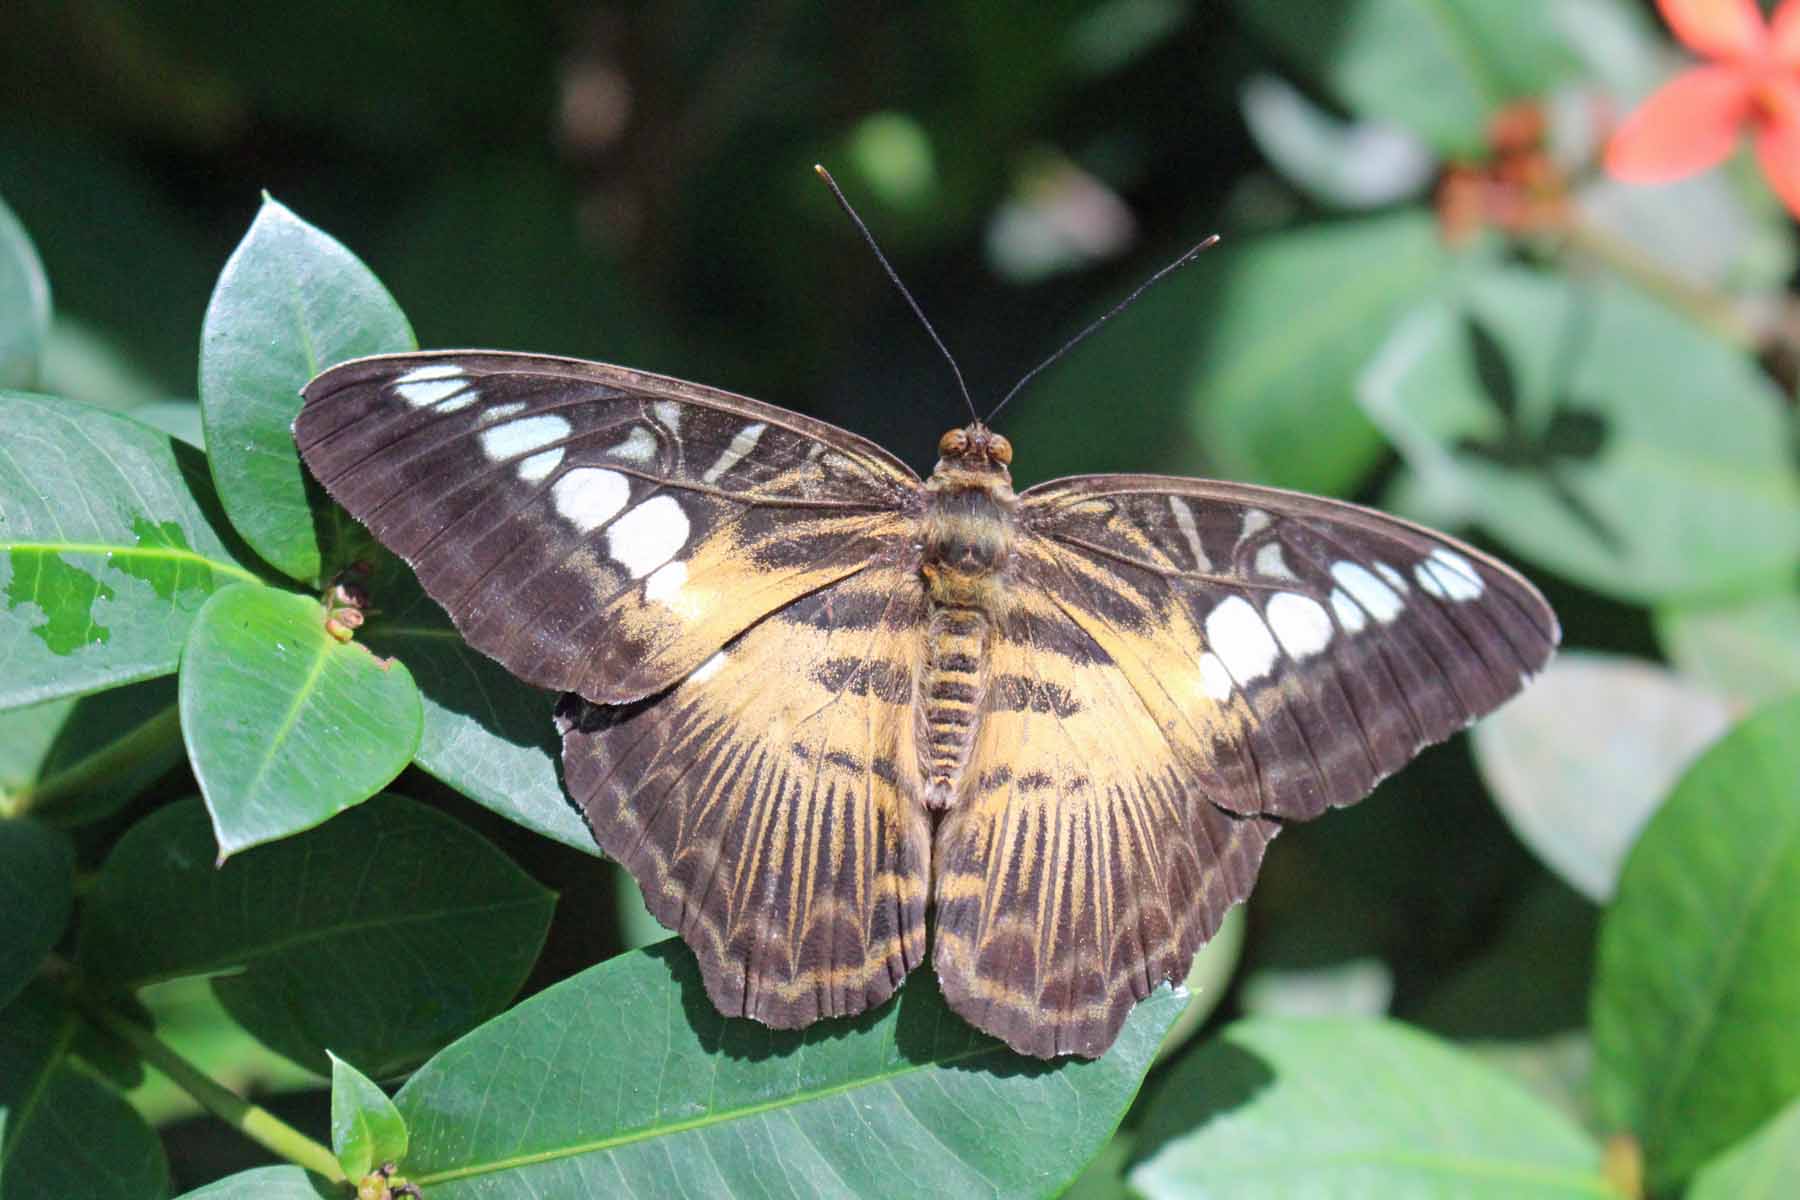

left=919, top=605, right=991, bottom=811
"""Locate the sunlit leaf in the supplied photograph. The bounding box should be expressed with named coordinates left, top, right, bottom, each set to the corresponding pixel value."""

left=0, top=394, right=269, bottom=708
left=1472, top=652, right=1735, bottom=901
left=394, top=941, right=1180, bottom=1198
left=1592, top=695, right=1800, bottom=1188
left=80, top=796, right=553, bottom=1075
left=1360, top=269, right=1800, bottom=601
left=199, top=196, right=413, bottom=584
left=1656, top=589, right=1800, bottom=707
left=330, top=1051, right=408, bottom=1181
left=1689, top=1095, right=1800, bottom=1200
left=179, top=582, right=421, bottom=857
left=1131, top=1017, right=1608, bottom=1198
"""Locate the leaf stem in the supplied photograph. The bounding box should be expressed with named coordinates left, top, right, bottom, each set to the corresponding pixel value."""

left=74, top=989, right=346, bottom=1183
left=1555, top=217, right=1765, bottom=349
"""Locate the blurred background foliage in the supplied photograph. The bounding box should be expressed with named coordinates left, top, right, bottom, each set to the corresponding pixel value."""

left=2, top=0, right=1798, bottom=1195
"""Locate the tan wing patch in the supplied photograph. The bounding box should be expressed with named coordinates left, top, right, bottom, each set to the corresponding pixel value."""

left=931, top=585, right=1276, bottom=1059
left=561, top=567, right=931, bottom=1027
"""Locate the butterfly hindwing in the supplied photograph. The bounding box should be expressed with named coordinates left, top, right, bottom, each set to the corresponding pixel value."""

left=932, top=584, right=1278, bottom=1059
left=558, top=566, right=932, bottom=1028
left=295, top=352, right=921, bottom=703
left=1018, top=475, right=1559, bottom=821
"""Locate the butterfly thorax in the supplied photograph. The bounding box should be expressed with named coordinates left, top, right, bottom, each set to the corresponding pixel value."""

left=917, top=428, right=1017, bottom=810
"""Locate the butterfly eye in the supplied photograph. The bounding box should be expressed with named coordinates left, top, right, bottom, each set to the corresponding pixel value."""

left=939, top=429, right=969, bottom=456
left=987, top=434, right=1013, bottom=465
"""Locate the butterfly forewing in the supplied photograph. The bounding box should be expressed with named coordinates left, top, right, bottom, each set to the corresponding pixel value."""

left=558, top=565, right=932, bottom=1027
left=1018, top=475, right=1559, bottom=821
left=295, top=352, right=921, bottom=703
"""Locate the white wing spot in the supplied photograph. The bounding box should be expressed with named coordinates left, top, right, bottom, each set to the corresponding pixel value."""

left=1198, top=652, right=1234, bottom=700
left=1206, top=595, right=1281, bottom=685
left=477, top=401, right=526, bottom=424
left=1168, top=497, right=1212, bottom=571
left=550, top=467, right=629, bottom=532
left=1414, top=561, right=1449, bottom=599
left=517, top=448, right=563, bottom=483
left=604, top=426, right=658, bottom=464
left=607, top=494, right=690, bottom=578
left=652, top=400, right=683, bottom=432
left=1331, top=562, right=1404, bottom=623
left=690, top=650, right=729, bottom=684
left=644, top=559, right=688, bottom=603
left=1266, top=592, right=1334, bottom=660
left=1376, top=561, right=1410, bottom=593
left=479, top=414, right=570, bottom=462
left=1425, top=547, right=1484, bottom=601
left=1329, top=588, right=1368, bottom=634
left=1254, top=541, right=1298, bottom=581
left=395, top=363, right=470, bottom=409
left=1238, top=508, right=1271, bottom=543
left=702, top=421, right=768, bottom=484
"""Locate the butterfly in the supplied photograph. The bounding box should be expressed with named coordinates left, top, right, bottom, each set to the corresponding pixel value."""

left=294, top=339, right=1558, bottom=1059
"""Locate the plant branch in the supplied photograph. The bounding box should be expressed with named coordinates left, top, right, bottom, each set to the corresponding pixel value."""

left=1556, top=216, right=1766, bottom=349
left=74, top=989, right=346, bottom=1183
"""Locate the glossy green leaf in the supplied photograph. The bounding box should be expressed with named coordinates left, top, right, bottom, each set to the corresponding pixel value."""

left=330, top=1051, right=408, bottom=1181
left=199, top=195, right=413, bottom=584
left=361, top=563, right=589, bottom=854
left=394, top=941, right=1181, bottom=1198
left=179, top=582, right=421, bottom=857
left=1592, top=695, right=1800, bottom=1189
left=1131, top=1017, right=1609, bottom=1198
left=0, top=983, right=168, bottom=1200
left=1471, top=652, right=1734, bottom=901
left=1689, top=1095, right=1800, bottom=1200
left=1656, top=590, right=1800, bottom=707
left=0, top=193, right=50, bottom=389
left=0, top=393, right=268, bottom=708
left=0, top=819, right=71, bottom=1009
left=1233, top=0, right=1576, bottom=157
left=612, top=861, right=665, bottom=950
left=1360, top=269, right=1800, bottom=601
left=1012, top=211, right=1471, bottom=497
left=80, top=795, right=553, bottom=1075
left=173, top=1166, right=336, bottom=1199
left=0, top=676, right=182, bottom=826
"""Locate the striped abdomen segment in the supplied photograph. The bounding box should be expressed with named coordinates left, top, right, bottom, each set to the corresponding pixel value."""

left=919, top=605, right=991, bottom=810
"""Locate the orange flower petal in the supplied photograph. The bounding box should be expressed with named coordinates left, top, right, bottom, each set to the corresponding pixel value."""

left=1771, top=0, right=1800, bottom=64
left=1658, top=0, right=1767, bottom=59
left=1756, top=113, right=1800, bottom=218
left=1606, top=67, right=1753, bottom=181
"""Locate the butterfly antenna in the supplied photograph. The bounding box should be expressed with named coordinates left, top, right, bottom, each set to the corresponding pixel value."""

left=815, top=164, right=980, bottom=424
left=983, top=234, right=1220, bottom=426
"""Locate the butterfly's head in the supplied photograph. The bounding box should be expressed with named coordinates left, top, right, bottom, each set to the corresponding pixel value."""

left=936, top=425, right=1013, bottom=477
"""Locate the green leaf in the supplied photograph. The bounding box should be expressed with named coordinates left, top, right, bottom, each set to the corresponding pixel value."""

left=0, top=676, right=182, bottom=826
left=1689, top=1095, right=1800, bottom=1200
left=1592, top=695, right=1800, bottom=1189
left=179, top=582, right=422, bottom=857
left=330, top=1051, right=408, bottom=1182
left=1011, top=211, right=1473, bottom=497
left=123, top=977, right=315, bottom=1125
left=612, top=862, right=666, bottom=950
left=1656, top=589, right=1800, bottom=708
left=0, top=192, right=51, bottom=389
left=1471, top=652, right=1734, bottom=901
left=0, top=983, right=168, bottom=1200
left=79, top=795, right=553, bottom=1075
left=361, top=563, right=590, bottom=854
left=0, top=819, right=72, bottom=1009
left=394, top=941, right=1181, bottom=1198
left=199, top=195, right=414, bottom=585
left=1233, top=0, right=1576, bottom=157
left=172, top=1165, right=336, bottom=1199
left=0, top=393, right=269, bottom=708
left=1131, top=1017, right=1609, bottom=1198
left=1360, top=269, right=1800, bottom=601
left=1157, top=904, right=1245, bottom=1061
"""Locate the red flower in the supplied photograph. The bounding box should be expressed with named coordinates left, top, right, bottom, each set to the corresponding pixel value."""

left=1606, top=0, right=1800, bottom=217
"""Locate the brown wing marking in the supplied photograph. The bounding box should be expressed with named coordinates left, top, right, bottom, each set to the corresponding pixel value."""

left=560, top=566, right=931, bottom=1027
left=931, top=587, right=1276, bottom=1059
